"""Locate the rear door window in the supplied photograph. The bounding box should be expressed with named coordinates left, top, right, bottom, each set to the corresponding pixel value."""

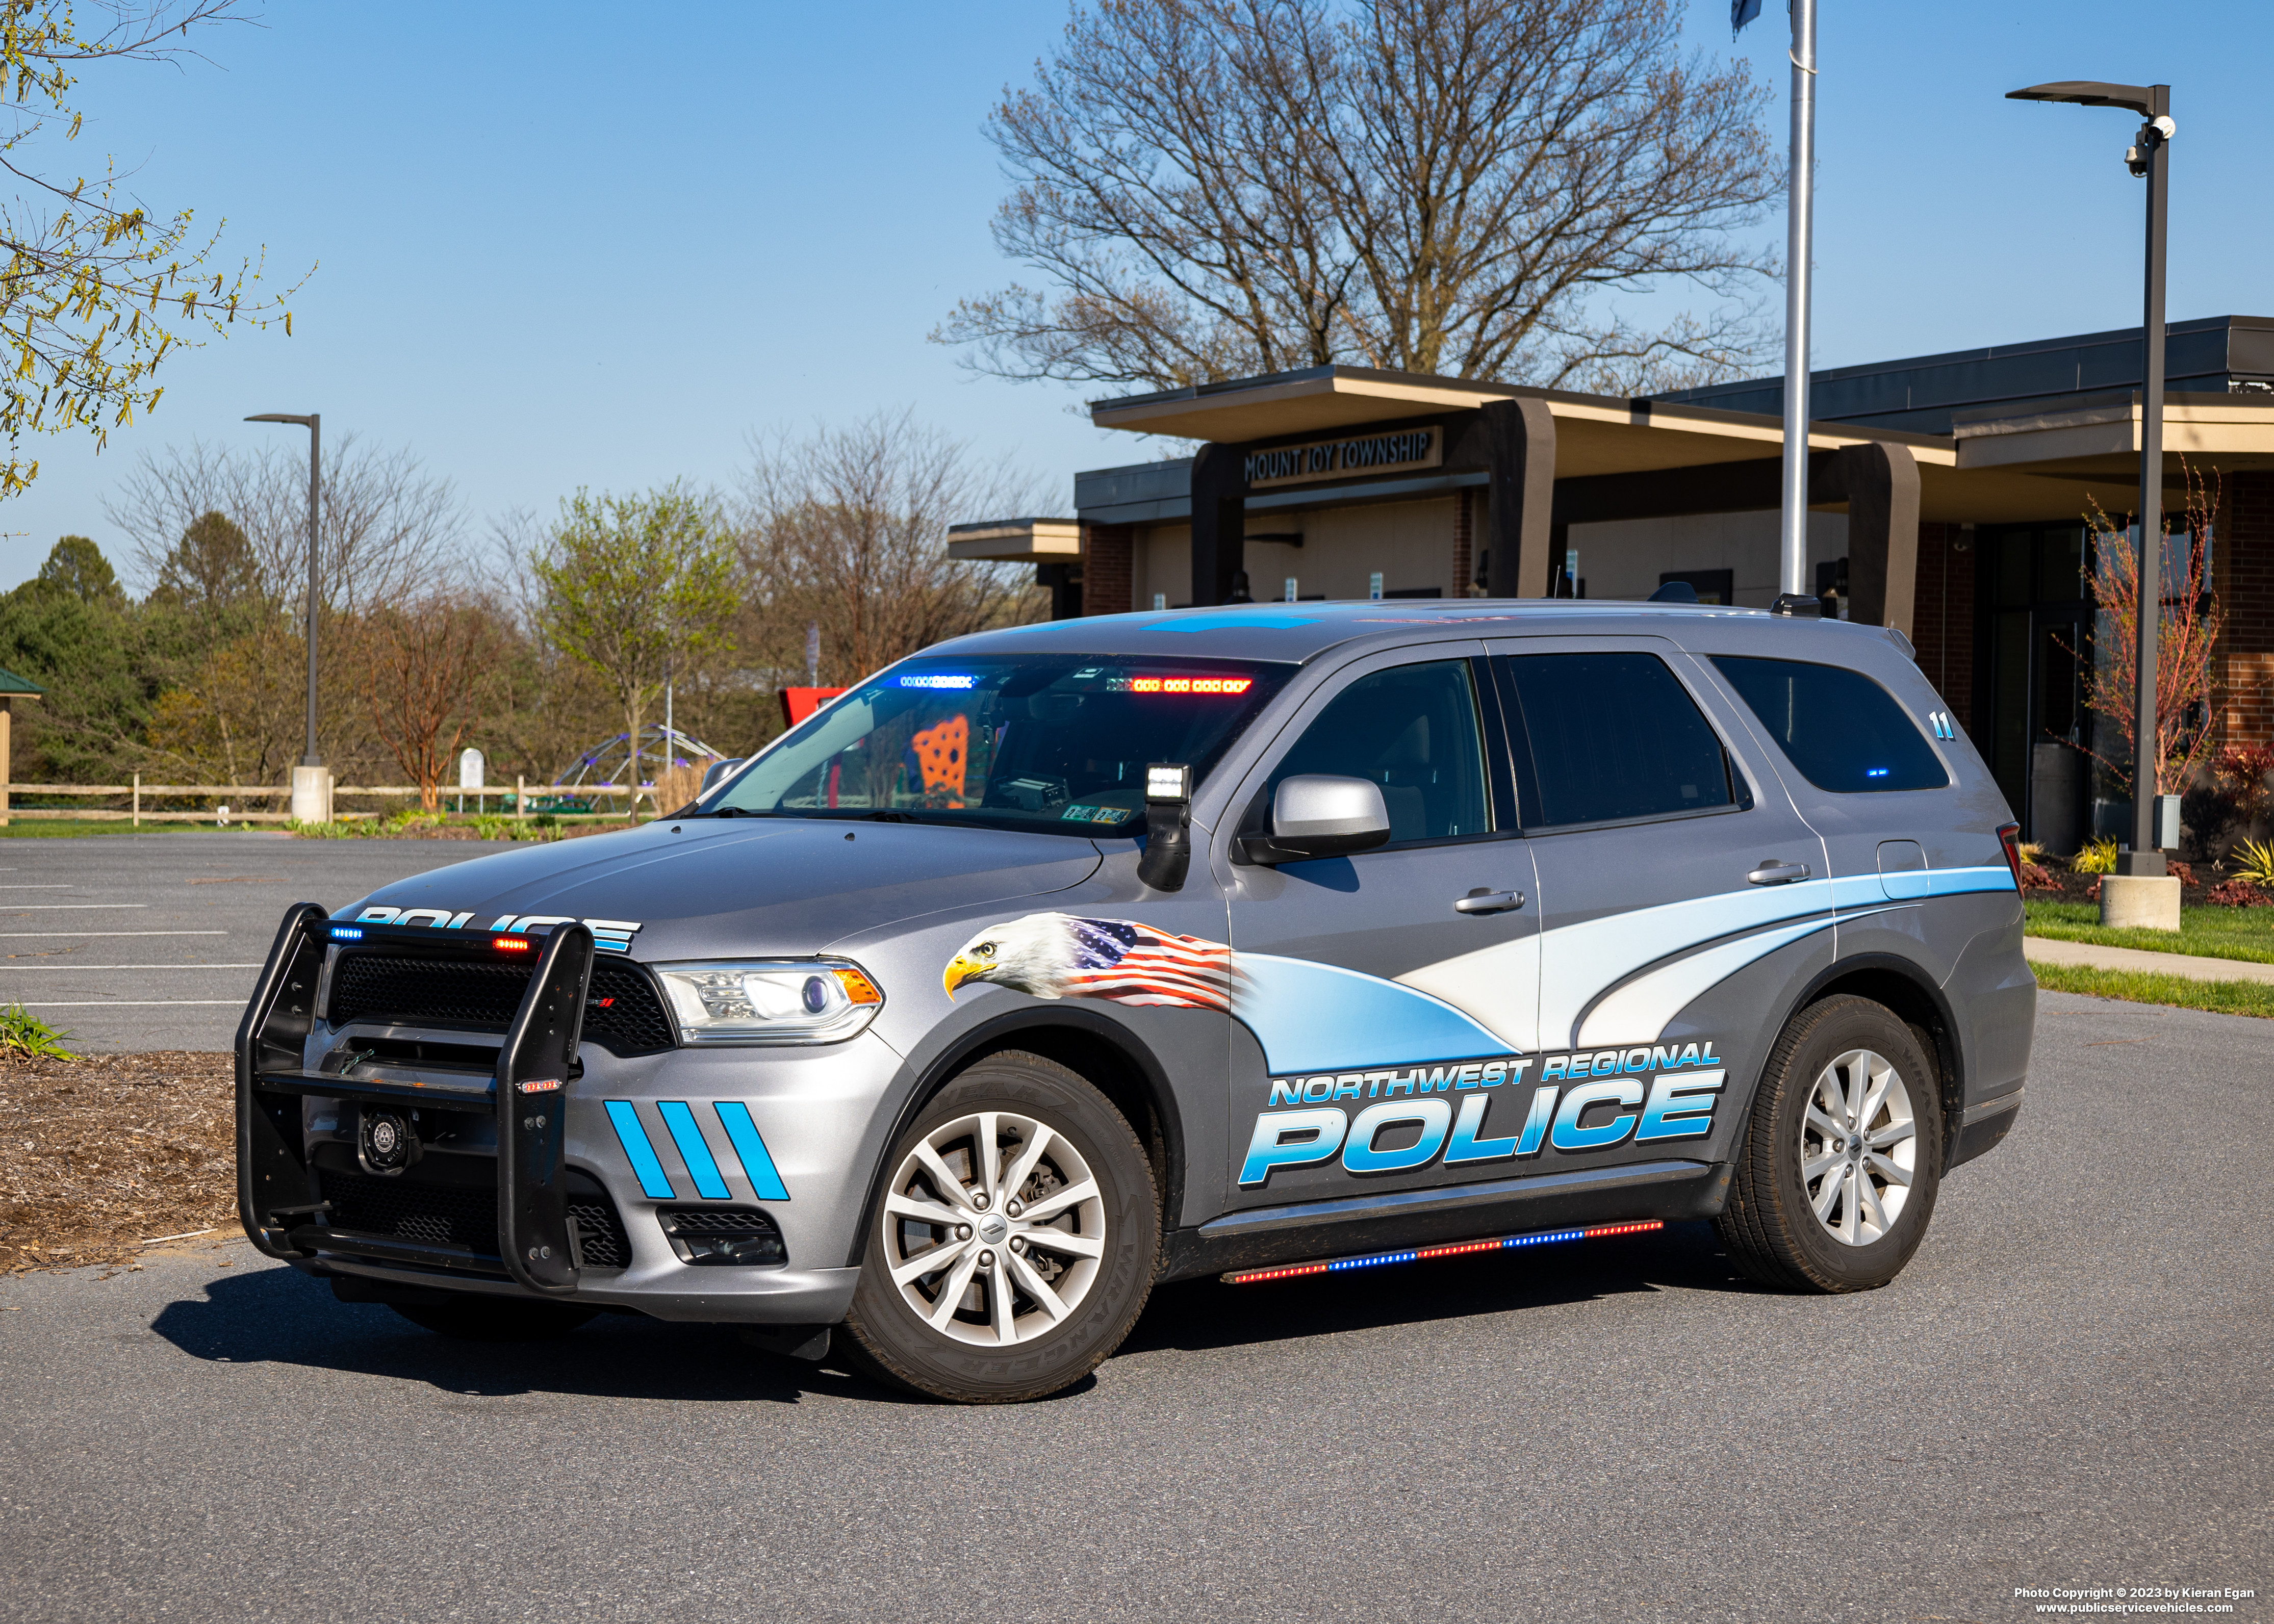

left=1710, top=656, right=1949, bottom=793
left=1496, top=651, right=1740, bottom=829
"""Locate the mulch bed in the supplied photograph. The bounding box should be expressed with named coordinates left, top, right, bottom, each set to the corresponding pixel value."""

left=0, top=1051, right=236, bottom=1276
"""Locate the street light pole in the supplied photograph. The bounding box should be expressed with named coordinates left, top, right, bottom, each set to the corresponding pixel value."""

left=2006, top=82, right=2175, bottom=879
left=246, top=410, right=326, bottom=821
left=2131, top=88, right=2171, bottom=877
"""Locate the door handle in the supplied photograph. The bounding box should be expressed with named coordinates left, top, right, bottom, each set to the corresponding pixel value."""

left=1747, top=859, right=1811, bottom=886
left=1454, top=888, right=1525, bottom=914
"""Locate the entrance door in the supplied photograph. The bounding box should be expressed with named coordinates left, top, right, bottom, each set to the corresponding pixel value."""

left=1981, top=523, right=2091, bottom=845
left=1221, top=647, right=1541, bottom=1209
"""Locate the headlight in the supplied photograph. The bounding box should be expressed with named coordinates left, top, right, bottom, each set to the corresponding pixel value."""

left=653, top=961, right=884, bottom=1045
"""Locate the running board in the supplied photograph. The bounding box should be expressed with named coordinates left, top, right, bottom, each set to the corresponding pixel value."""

left=1221, top=1219, right=1665, bottom=1285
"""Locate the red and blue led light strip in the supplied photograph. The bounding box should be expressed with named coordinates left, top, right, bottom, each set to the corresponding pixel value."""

left=1221, top=1219, right=1664, bottom=1285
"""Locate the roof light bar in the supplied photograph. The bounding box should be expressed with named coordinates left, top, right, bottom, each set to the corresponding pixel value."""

left=1221, top=1219, right=1664, bottom=1285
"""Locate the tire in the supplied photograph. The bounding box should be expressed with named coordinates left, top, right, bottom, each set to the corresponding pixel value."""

left=841, top=1050, right=1160, bottom=1403
left=390, top=1296, right=599, bottom=1342
left=1716, top=994, right=1944, bottom=1293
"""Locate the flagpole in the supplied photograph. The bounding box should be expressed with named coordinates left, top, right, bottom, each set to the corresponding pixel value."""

left=1774, top=0, right=1819, bottom=614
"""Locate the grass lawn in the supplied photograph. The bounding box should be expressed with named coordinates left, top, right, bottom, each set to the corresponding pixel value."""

left=2022, top=899, right=2274, bottom=965
left=2031, top=960, right=2274, bottom=1019
left=0, top=820, right=279, bottom=839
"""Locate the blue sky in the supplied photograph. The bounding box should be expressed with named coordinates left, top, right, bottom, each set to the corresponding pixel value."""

left=1, top=0, right=2262, bottom=589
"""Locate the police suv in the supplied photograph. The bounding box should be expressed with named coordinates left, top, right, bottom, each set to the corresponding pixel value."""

left=236, top=601, right=2034, bottom=1402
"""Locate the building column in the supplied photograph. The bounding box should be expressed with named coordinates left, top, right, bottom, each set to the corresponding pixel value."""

left=1082, top=523, right=1134, bottom=616
left=1479, top=398, right=1556, bottom=597
left=2218, top=472, right=2274, bottom=748
left=1836, top=440, right=1920, bottom=635
left=1189, top=443, right=1247, bottom=607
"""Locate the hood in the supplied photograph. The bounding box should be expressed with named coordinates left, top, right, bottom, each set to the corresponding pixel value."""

left=347, top=819, right=1104, bottom=960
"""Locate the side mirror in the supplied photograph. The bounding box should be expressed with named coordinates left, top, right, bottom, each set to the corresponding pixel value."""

left=699, top=758, right=745, bottom=796
left=1238, top=774, right=1392, bottom=865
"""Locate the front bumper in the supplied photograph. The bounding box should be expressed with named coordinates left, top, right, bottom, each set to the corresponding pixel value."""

left=309, top=1255, right=862, bottom=1325
left=236, top=906, right=895, bottom=1323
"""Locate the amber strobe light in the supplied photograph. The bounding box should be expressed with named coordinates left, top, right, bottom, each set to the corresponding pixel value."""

left=831, top=967, right=884, bottom=1005
left=1221, top=1220, right=1665, bottom=1285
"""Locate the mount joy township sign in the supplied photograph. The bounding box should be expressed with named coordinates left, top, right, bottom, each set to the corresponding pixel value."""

left=1242, top=426, right=1442, bottom=489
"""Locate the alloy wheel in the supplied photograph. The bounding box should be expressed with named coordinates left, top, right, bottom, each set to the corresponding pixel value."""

left=1799, top=1047, right=1918, bottom=1247
left=880, top=1110, right=1108, bottom=1346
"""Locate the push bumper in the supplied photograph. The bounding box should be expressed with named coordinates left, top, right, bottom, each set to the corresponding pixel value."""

left=236, top=905, right=892, bottom=1324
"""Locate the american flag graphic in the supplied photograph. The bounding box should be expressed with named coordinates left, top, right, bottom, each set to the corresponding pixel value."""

left=1059, top=917, right=1236, bottom=1013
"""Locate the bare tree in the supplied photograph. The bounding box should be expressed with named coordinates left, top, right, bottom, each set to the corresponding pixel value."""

left=739, top=411, right=1047, bottom=691
left=938, top=0, right=1781, bottom=393
left=358, top=594, right=509, bottom=810
left=107, top=434, right=466, bottom=612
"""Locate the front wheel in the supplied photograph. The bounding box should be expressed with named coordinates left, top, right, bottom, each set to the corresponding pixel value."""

left=842, top=1050, right=1160, bottom=1403
left=1716, top=994, right=1944, bottom=1293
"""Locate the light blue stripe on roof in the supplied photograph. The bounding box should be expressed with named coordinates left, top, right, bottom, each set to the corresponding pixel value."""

left=657, top=1100, right=730, bottom=1200
left=605, top=1100, right=674, bottom=1199
left=714, top=1101, right=789, bottom=1202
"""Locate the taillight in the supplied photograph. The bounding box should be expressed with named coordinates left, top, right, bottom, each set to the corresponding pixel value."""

left=1997, top=822, right=2024, bottom=890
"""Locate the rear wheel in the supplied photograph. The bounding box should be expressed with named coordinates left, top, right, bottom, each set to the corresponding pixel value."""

left=842, top=1050, right=1159, bottom=1403
left=1716, top=994, right=1944, bottom=1292
left=390, top=1296, right=598, bottom=1342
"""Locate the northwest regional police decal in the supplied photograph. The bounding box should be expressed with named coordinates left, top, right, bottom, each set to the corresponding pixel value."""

left=1239, top=1043, right=1725, bottom=1186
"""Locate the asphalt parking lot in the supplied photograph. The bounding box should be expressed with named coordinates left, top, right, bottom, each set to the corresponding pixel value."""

left=0, top=832, right=518, bottom=1050
left=0, top=987, right=2265, bottom=1623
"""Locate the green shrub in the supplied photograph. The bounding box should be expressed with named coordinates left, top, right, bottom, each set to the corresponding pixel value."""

left=2072, top=836, right=2119, bottom=874
left=2233, top=838, right=2274, bottom=888
left=0, top=1004, right=74, bottom=1059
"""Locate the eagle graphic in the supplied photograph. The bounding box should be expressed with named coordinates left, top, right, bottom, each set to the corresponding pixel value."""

left=942, top=914, right=1235, bottom=1013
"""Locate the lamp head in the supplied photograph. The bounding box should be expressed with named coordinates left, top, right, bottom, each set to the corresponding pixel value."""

left=2006, top=80, right=2166, bottom=117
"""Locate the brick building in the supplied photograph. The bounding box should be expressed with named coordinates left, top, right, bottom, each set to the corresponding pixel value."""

left=948, top=315, right=2274, bottom=850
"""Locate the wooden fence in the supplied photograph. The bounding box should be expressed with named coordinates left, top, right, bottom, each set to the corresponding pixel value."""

left=0, top=774, right=617, bottom=826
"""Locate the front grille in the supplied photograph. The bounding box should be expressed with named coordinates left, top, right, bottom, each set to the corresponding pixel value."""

left=318, top=1167, right=632, bottom=1269
left=329, top=951, right=674, bottom=1054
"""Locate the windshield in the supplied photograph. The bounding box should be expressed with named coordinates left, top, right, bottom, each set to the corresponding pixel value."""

left=704, top=653, right=1295, bottom=833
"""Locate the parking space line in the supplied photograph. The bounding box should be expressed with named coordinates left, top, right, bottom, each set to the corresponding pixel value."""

left=0, top=904, right=149, bottom=910
left=0, top=930, right=226, bottom=937
left=4, top=963, right=262, bottom=970
left=13, top=999, right=246, bottom=1007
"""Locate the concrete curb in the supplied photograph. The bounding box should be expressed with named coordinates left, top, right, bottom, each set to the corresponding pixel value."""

left=2023, top=935, right=2274, bottom=985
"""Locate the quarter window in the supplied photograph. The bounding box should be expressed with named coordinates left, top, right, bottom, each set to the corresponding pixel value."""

left=1710, top=656, right=1950, bottom=793
left=1264, top=660, right=1492, bottom=843
left=1498, top=652, right=1738, bottom=829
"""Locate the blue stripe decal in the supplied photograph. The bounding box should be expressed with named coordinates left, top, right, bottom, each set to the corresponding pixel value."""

left=605, top=1100, right=674, bottom=1199
left=1237, top=953, right=1514, bottom=1074
left=714, top=1101, right=790, bottom=1202
left=657, top=1100, right=731, bottom=1200
left=1832, top=864, right=2015, bottom=911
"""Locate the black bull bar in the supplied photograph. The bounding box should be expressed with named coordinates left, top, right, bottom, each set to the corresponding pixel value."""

left=234, top=903, right=597, bottom=1296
